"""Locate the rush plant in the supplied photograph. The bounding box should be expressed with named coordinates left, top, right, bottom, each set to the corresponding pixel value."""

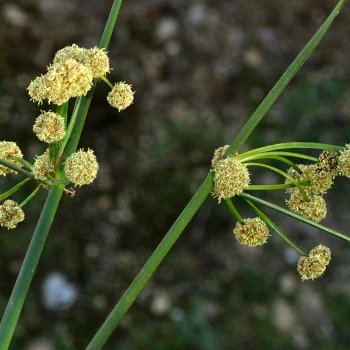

left=0, top=0, right=348, bottom=349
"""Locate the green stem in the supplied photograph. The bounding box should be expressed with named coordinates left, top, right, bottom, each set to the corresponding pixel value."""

left=245, top=199, right=306, bottom=256
left=246, top=181, right=309, bottom=191
left=0, top=184, right=64, bottom=349
left=225, top=198, right=244, bottom=224
left=244, top=162, right=309, bottom=200
left=0, top=178, right=31, bottom=201
left=19, top=185, right=42, bottom=207
left=100, top=75, right=114, bottom=89
left=240, top=151, right=318, bottom=163
left=240, top=193, right=350, bottom=244
left=47, top=174, right=71, bottom=185
left=0, top=158, right=35, bottom=180
left=9, top=156, right=33, bottom=171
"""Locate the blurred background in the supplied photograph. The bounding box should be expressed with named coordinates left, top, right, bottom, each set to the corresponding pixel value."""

left=1, top=0, right=350, bottom=349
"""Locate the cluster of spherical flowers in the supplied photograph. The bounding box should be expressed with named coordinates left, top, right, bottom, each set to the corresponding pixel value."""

left=64, top=149, right=99, bottom=187
left=0, top=141, right=23, bottom=176
left=0, top=200, right=25, bottom=229
left=27, top=44, right=110, bottom=105
left=107, top=82, right=135, bottom=111
left=33, top=149, right=55, bottom=181
left=33, top=111, right=66, bottom=143
left=212, top=154, right=250, bottom=203
left=297, top=245, right=331, bottom=280
left=233, top=217, right=270, bottom=247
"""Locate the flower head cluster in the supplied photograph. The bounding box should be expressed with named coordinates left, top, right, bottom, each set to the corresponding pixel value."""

left=319, top=150, right=340, bottom=177
left=297, top=245, right=331, bottom=280
left=33, top=149, right=55, bottom=181
left=338, top=144, right=350, bottom=178
left=233, top=217, right=269, bottom=247
left=0, top=200, right=25, bottom=229
left=33, top=111, right=66, bottom=143
left=28, top=44, right=110, bottom=105
left=211, top=145, right=229, bottom=168
left=0, top=141, right=23, bottom=176
left=286, top=189, right=327, bottom=223
left=107, top=82, right=134, bottom=111
left=212, top=156, right=250, bottom=203
left=64, top=149, right=98, bottom=186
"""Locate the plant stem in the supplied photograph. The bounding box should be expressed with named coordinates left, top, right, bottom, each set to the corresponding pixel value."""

left=240, top=151, right=318, bottom=163
left=100, top=75, right=114, bottom=89
left=0, top=178, right=31, bottom=201
left=0, top=158, right=35, bottom=179
left=225, top=198, right=244, bottom=224
left=19, top=185, right=42, bottom=207
left=246, top=181, right=309, bottom=191
left=0, top=184, right=64, bottom=349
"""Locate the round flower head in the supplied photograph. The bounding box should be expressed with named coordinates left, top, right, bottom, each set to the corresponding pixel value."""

left=0, top=141, right=23, bottom=176
left=338, top=144, right=350, bottom=178
left=286, top=190, right=327, bottom=223
left=64, top=149, right=98, bottom=186
left=319, top=150, right=340, bottom=177
left=33, top=111, right=66, bottom=143
left=54, top=44, right=109, bottom=78
left=285, top=163, right=333, bottom=196
left=33, top=149, right=55, bottom=181
left=233, top=217, right=269, bottom=247
left=211, top=145, right=229, bottom=168
left=0, top=200, right=25, bottom=229
left=27, top=75, right=46, bottom=105
left=297, top=255, right=327, bottom=281
left=212, top=156, right=250, bottom=203
left=107, top=82, right=134, bottom=111
left=309, top=244, right=331, bottom=266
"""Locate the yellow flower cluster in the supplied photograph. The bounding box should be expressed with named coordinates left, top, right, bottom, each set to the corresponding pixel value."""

left=233, top=217, right=269, bottom=247
left=33, top=149, right=55, bottom=181
left=33, top=111, right=66, bottom=143
left=0, top=200, right=25, bottom=229
left=107, top=82, right=135, bottom=111
left=0, top=141, right=23, bottom=176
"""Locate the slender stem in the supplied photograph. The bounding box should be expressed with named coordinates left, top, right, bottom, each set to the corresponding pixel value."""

left=0, top=158, right=35, bottom=180
left=47, top=174, right=71, bottom=185
left=19, top=185, right=42, bottom=207
left=240, top=193, right=350, bottom=244
left=246, top=181, right=309, bottom=191
left=9, top=156, right=33, bottom=171
left=240, top=151, right=318, bottom=163
left=244, top=154, right=300, bottom=171
left=0, top=178, right=31, bottom=201
left=86, top=173, right=214, bottom=350
left=225, top=198, right=244, bottom=224
left=245, top=199, right=306, bottom=256
left=100, top=75, right=114, bottom=89
left=0, top=184, right=64, bottom=349
left=244, top=162, right=309, bottom=200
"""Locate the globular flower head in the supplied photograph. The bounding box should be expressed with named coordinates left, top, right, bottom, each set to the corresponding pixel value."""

left=338, top=144, right=350, bottom=178
left=212, top=156, right=250, bottom=203
left=319, top=150, right=340, bottom=177
left=0, top=141, right=23, bottom=176
left=64, top=149, right=98, bottom=186
left=107, top=82, right=134, bottom=111
left=211, top=145, right=229, bottom=168
left=297, top=245, right=331, bottom=281
left=0, top=200, right=25, bottom=229
left=233, top=217, right=269, bottom=247
left=33, top=149, right=55, bottom=181
left=286, top=190, right=327, bottom=223
left=27, top=76, right=46, bottom=105
left=33, top=111, right=66, bottom=143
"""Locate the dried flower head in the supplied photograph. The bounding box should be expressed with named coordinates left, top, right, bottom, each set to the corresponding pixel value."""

left=319, top=150, right=340, bottom=177
left=0, top=200, right=25, bottom=229
left=33, top=149, right=55, bottom=181
left=297, top=255, right=327, bottom=281
left=211, top=145, right=229, bottom=168
left=0, top=141, right=23, bottom=176
left=286, top=163, right=333, bottom=196
left=33, top=111, right=66, bottom=143
left=309, top=244, right=331, bottom=266
left=107, top=82, right=134, bottom=111
left=54, top=44, right=109, bottom=78
left=286, top=190, right=327, bottom=223
left=212, top=156, right=250, bottom=203
left=64, top=149, right=99, bottom=186
left=338, top=144, right=350, bottom=178
left=233, top=217, right=269, bottom=247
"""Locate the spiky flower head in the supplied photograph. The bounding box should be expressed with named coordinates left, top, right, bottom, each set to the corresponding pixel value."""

left=319, top=150, right=340, bottom=177
left=33, top=149, right=55, bottom=181
left=285, top=163, right=333, bottom=196
left=0, top=141, right=23, bottom=176
left=33, top=111, right=66, bottom=143
left=27, top=76, right=46, bottom=105
left=53, top=44, right=110, bottom=78
left=297, top=245, right=331, bottom=281
left=0, top=200, right=25, bottom=229
left=212, top=156, right=250, bottom=203
left=286, top=190, right=327, bottom=223
left=233, top=217, right=269, bottom=247
left=309, top=244, right=331, bottom=266
left=211, top=145, right=229, bottom=168
left=338, top=144, right=350, bottom=178
left=107, top=82, right=134, bottom=111
left=64, top=149, right=98, bottom=186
